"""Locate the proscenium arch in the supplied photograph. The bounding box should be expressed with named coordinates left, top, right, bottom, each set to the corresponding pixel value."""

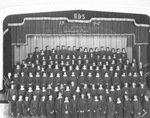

left=1, top=1, right=150, bottom=90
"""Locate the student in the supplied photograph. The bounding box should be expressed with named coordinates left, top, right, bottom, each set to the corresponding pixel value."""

left=94, top=72, right=103, bottom=86
left=46, top=95, right=55, bottom=118
left=46, top=84, right=53, bottom=97
left=132, top=95, right=142, bottom=118
left=112, top=72, right=120, bottom=87
left=78, top=71, right=86, bottom=86
left=32, top=47, right=40, bottom=61
left=62, top=71, right=69, bottom=86
left=70, top=94, right=78, bottom=118
left=92, top=96, right=99, bottom=118
left=40, top=72, right=47, bottom=86
left=99, top=95, right=107, bottom=118
left=29, top=63, right=36, bottom=76
left=124, top=95, right=133, bottom=118
left=129, top=83, right=137, bottom=99
left=7, top=83, right=18, bottom=102
left=46, top=64, right=54, bottom=76
left=103, top=72, right=111, bottom=88
left=81, top=84, right=89, bottom=96
left=46, top=72, right=54, bottom=85
left=69, top=72, right=77, bottom=85
left=33, top=84, right=41, bottom=100
left=19, top=72, right=27, bottom=86
left=26, top=86, right=33, bottom=102
left=97, top=84, right=105, bottom=97
left=54, top=73, right=62, bottom=86
left=16, top=95, right=23, bottom=118
left=115, top=84, right=123, bottom=102
left=142, top=95, right=150, bottom=118
left=106, top=97, right=115, bottom=118
left=137, top=83, right=148, bottom=101
left=21, top=63, right=29, bottom=77
left=22, top=96, right=30, bottom=118
left=70, top=81, right=76, bottom=95
left=62, top=97, right=71, bottom=118
left=10, top=95, right=17, bottom=117
left=55, top=92, right=63, bottom=118
left=115, top=98, right=123, bottom=118
left=64, top=86, right=72, bottom=100
left=90, top=84, right=97, bottom=97
left=78, top=94, right=87, bottom=118
left=86, top=72, right=94, bottom=86
left=14, top=64, right=21, bottom=76
left=18, top=84, right=26, bottom=98
left=7, top=83, right=18, bottom=115
left=30, top=95, right=39, bottom=118
left=38, top=96, right=47, bottom=118
left=44, top=46, right=51, bottom=60
left=13, top=73, right=19, bottom=87
left=40, top=86, right=47, bottom=98
left=86, top=93, right=94, bottom=118
left=110, top=85, right=116, bottom=102
left=28, top=73, right=35, bottom=87
left=120, top=72, right=128, bottom=86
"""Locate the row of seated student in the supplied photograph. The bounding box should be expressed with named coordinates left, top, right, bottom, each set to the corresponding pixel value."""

left=7, top=83, right=150, bottom=118
left=14, top=58, right=146, bottom=77
left=10, top=70, right=146, bottom=89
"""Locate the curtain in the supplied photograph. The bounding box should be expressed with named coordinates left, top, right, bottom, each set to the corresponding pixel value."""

left=12, top=35, right=132, bottom=66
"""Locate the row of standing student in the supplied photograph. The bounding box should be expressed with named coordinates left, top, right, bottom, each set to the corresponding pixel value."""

left=8, top=86, right=150, bottom=118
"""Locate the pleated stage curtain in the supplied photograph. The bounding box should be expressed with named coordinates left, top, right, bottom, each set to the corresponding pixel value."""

left=12, top=35, right=132, bottom=66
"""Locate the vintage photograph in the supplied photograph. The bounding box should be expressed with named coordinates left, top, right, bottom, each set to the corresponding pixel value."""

left=1, top=0, right=150, bottom=118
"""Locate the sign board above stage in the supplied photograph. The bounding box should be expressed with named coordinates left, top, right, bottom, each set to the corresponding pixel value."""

left=9, top=17, right=148, bottom=45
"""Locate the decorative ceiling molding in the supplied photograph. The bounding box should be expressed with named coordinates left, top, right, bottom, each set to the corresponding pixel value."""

left=8, top=17, right=150, bottom=27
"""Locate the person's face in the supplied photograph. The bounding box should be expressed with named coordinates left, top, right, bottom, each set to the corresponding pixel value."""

left=99, top=95, right=102, bottom=100
left=68, top=47, right=71, bottom=50
left=12, top=95, right=16, bottom=100
left=81, top=94, right=84, bottom=98
left=117, top=98, right=120, bottom=102
left=46, top=47, right=49, bottom=50
left=95, top=48, right=98, bottom=51
left=58, top=92, right=62, bottom=97
left=94, top=96, right=98, bottom=100
left=29, top=87, right=32, bottom=91
left=25, top=96, right=29, bottom=101
left=144, top=95, right=148, bottom=100
left=33, top=95, right=37, bottom=100
left=73, top=95, right=76, bottom=99
left=134, top=95, right=137, bottom=100
left=17, top=65, right=20, bottom=69
left=73, top=47, right=76, bottom=50
left=49, top=95, right=52, bottom=100
left=109, top=97, right=112, bottom=101
left=32, top=63, right=35, bottom=67
left=11, top=85, right=14, bottom=89
left=35, top=48, right=38, bottom=52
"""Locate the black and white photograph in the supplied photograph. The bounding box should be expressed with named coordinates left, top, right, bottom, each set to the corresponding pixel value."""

left=1, top=0, right=150, bottom=118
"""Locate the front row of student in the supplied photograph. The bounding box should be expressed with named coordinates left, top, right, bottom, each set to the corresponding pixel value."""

left=9, top=91, right=150, bottom=118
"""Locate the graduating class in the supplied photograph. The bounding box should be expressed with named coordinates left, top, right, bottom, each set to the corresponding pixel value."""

left=7, top=45, right=150, bottom=118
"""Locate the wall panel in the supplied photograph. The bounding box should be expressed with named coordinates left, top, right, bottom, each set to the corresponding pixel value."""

left=10, top=20, right=149, bottom=45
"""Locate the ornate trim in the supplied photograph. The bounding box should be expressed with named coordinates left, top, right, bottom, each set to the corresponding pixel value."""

left=8, top=17, right=150, bottom=27
left=3, top=28, right=9, bottom=35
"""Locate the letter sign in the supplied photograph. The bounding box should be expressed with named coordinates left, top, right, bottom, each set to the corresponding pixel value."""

left=74, top=13, right=85, bottom=20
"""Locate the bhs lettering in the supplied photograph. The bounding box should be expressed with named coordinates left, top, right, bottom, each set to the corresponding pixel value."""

left=74, top=13, right=85, bottom=20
